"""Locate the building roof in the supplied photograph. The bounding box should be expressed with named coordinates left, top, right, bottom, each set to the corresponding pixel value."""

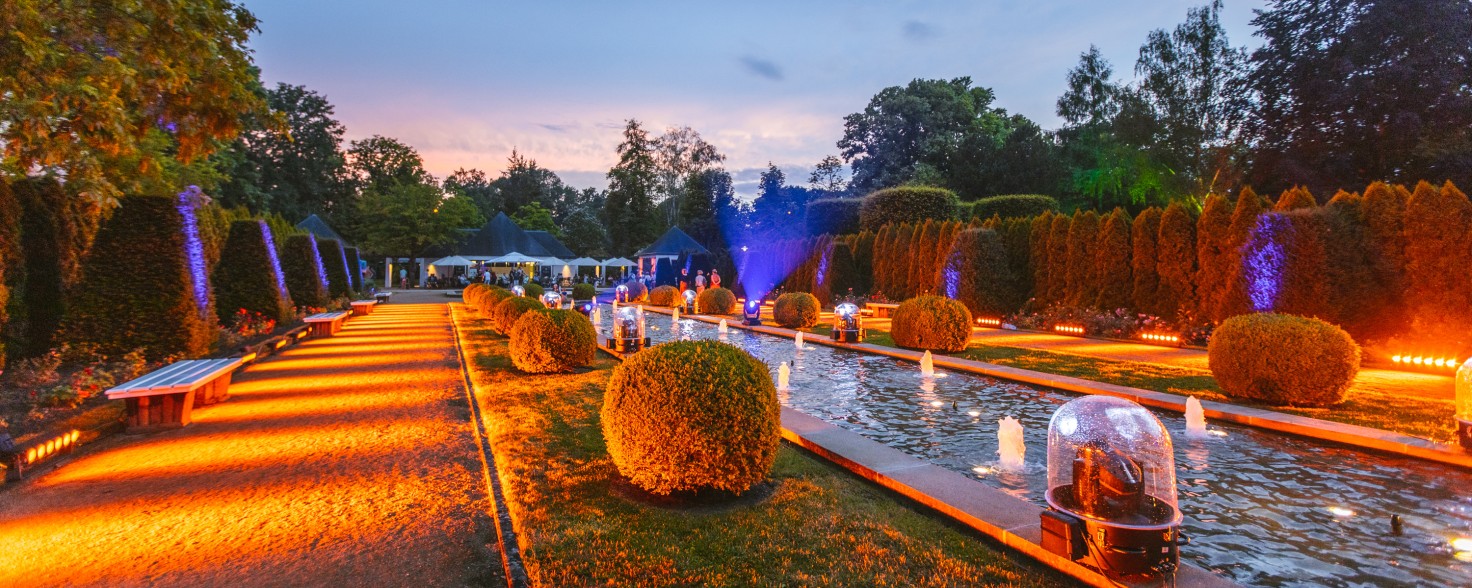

left=636, top=226, right=710, bottom=257
left=526, top=230, right=576, bottom=258
left=454, top=212, right=577, bottom=259
left=296, top=214, right=350, bottom=247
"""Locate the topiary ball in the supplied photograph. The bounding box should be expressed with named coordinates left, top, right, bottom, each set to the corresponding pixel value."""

left=1208, top=313, right=1360, bottom=407
left=572, top=282, right=596, bottom=301
left=648, top=285, right=679, bottom=306
left=492, top=296, right=545, bottom=334
left=602, top=340, right=780, bottom=495
left=463, top=283, right=490, bottom=308
left=508, top=309, right=596, bottom=373
left=523, top=282, right=544, bottom=299
left=480, top=286, right=512, bottom=315
left=773, top=292, right=820, bottom=328
left=624, top=281, right=649, bottom=303
left=696, top=287, right=737, bottom=315
left=891, top=295, right=972, bottom=352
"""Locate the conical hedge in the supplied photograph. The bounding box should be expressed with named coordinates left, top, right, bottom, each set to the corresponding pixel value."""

left=317, top=238, right=354, bottom=299
left=344, top=247, right=363, bottom=291
left=213, top=220, right=294, bottom=324
left=282, top=234, right=328, bottom=308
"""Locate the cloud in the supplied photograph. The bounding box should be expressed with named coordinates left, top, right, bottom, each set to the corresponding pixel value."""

left=903, top=20, right=937, bottom=42
left=538, top=123, right=573, bottom=132
left=739, top=56, right=784, bottom=81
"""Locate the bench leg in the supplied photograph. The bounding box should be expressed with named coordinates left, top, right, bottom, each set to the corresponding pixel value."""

left=125, top=391, right=195, bottom=430
left=311, top=322, right=331, bottom=337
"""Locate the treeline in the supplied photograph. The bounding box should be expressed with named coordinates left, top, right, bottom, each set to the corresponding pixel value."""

left=745, top=180, right=1472, bottom=347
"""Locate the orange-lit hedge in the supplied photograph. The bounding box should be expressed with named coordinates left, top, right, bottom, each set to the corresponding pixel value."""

left=601, top=340, right=779, bottom=494
left=508, top=309, right=595, bottom=373
left=695, top=287, right=737, bottom=315
left=1207, top=313, right=1360, bottom=407
left=891, top=295, right=972, bottom=353
left=492, top=295, right=544, bottom=334
left=773, top=292, right=820, bottom=328
left=648, top=285, right=679, bottom=307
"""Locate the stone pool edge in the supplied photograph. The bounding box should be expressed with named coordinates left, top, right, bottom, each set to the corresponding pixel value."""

left=641, top=306, right=1472, bottom=471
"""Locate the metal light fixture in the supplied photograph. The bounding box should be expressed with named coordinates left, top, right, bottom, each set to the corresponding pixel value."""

left=615, top=284, right=629, bottom=303
left=682, top=289, right=697, bottom=314
left=831, top=302, right=863, bottom=343
left=743, top=297, right=763, bottom=326
left=612, top=306, right=649, bottom=353
left=1458, top=359, right=1472, bottom=450
left=541, top=291, right=563, bottom=309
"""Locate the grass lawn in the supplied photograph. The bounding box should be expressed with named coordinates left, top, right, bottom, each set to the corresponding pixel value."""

left=453, top=308, right=1067, bottom=587
left=798, top=323, right=1458, bottom=445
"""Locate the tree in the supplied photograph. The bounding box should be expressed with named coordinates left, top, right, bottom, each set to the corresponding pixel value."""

left=839, top=78, right=1010, bottom=193
left=443, top=168, right=498, bottom=220
left=1131, top=207, right=1165, bottom=316
left=512, top=202, right=558, bottom=236
left=1156, top=202, right=1197, bottom=320
left=809, top=155, right=849, bottom=194
left=1057, top=46, right=1122, bottom=128
left=217, top=83, right=349, bottom=219
left=604, top=120, right=661, bottom=255
left=1, top=0, right=271, bottom=203
left=1094, top=208, right=1133, bottom=310
left=653, top=126, right=725, bottom=225
left=1065, top=210, right=1101, bottom=307
left=750, top=164, right=814, bottom=241
left=1194, top=193, right=1234, bottom=320
left=1246, top=0, right=1472, bottom=194
left=355, top=182, right=482, bottom=264
left=1057, top=50, right=1174, bottom=209
left=347, top=136, right=431, bottom=194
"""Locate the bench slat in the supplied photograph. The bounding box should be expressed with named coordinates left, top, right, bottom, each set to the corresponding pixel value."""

left=107, top=358, right=242, bottom=398
left=146, top=359, right=240, bottom=393
left=304, top=311, right=349, bottom=322
left=112, top=361, right=199, bottom=392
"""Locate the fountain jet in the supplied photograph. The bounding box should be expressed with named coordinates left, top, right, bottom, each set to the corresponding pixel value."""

left=998, top=416, right=1026, bottom=471
left=921, top=351, right=935, bottom=378
left=778, top=362, right=791, bottom=391
left=1185, top=396, right=1208, bottom=438
left=718, top=319, right=729, bottom=334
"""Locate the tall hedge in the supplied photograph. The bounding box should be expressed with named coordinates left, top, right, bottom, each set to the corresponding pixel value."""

left=971, top=194, right=1058, bottom=220
left=998, top=217, right=1034, bottom=306
left=1130, top=207, right=1164, bottom=317
left=213, top=220, right=294, bottom=325
left=826, top=241, right=863, bottom=299
left=317, top=238, right=353, bottom=299
left=0, top=180, right=19, bottom=371
left=908, top=221, right=936, bottom=297
left=806, top=198, right=863, bottom=236
left=65, top=195, right=217, bottom=360
left=282, top=234, right=329, bottom=308
left=344, top=247, right=363, bottom=291
left=1064, top=210, right=1100, bottom=307
left=859, top=186, right=959, bottom=231
left=1218, top=188, right=1267, bottom=320
left=1029, top=211, right=1054, bottom=307
left=1194, top=194, right=1234, bottom=321
left=850, top=231, right=875, bottom=294
left=1155, top=202, right=1197, bottom=320
left=12, top=178, right=84, bottom=357
left=1094, top=208, right=1132, bottom=310
left=1045, top=214, right=1071, bottom=306
left=1403, top=181, right=1472, bottom=342
left=1274, top=186, right=1318, bottom=211
left=1358, top=182, right=1409, bottom=330
left=947, top=228, right=1019, bottom=316
left=887, top=224, right=914, bottom=299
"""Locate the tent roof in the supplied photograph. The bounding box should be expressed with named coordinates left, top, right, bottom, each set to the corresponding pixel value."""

left=526, top=230, right=576, bottom=258
left=296, top=214, right=350, bottom=248
left=635, top=226, right=710, bottom=257
left=456, top=212, right=554, bottom=258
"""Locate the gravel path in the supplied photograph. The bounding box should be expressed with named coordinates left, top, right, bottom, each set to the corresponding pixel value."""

left=0, top=295, right=499, bottom=587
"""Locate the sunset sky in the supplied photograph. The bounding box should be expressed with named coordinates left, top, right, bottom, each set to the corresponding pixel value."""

left=242, top=0, right=1266, bottom=197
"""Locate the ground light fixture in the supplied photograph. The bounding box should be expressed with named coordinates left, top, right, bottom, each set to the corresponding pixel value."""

left=1457, top=359, right=1472, bottom=450
left=1042, top=396, right=1185, bottom=583
left=682, top=289, right=697, bottom=314
left=1390, top=352, right=1463, bottom=372
left=612, top=306, right=649, bottom=353
left=1054, top=324, right=1086, bottom=336
left=4, top=429, right=81, bottom=481
left=975, top=317, right=1002, bottom=328
left=742, top=297, right=764, bottom=326
left=573, top=300, right=594, bottom=317
left=540, top=291, right=562, bottom=309
left=831, top=302, right=863, bottom=343
left=511, top=285, right=525, bottom=297
left=1138, top=332, right=1183, bottom=347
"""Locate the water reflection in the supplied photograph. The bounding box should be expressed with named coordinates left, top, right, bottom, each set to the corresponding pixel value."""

left=598, top=307, right=1472, bottom=587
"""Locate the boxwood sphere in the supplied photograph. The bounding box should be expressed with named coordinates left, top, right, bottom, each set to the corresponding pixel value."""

left=508, top=309, right=596, bottom=373
left=523, top=282, right=544, bottom=299
left=572, top=282, right=596, bottom=300
left=696, top=287, right=737, bottom=315
left=891, top=295, right=973, bottom=352
left=602, top=340, right=780, bottom=495
left=623, top=281, right=648, bottom=302
left=492, top=296, right=545, bottom=334
left=463, top=283, right=490, bottom=308
left=773, top=292, right=820, bottom=328
left=648, top=285, right=679, bottom=306
left=1208, top=313, right=1360, bottom=407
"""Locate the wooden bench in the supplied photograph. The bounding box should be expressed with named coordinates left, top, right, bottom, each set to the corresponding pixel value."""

left=105, top=358, right=244, bottom=429
left=866, top=302, right=900, bottom=318
left=374, top=291, right=392, bottom=303
left=350, top=299, right=378, bottom=316
left=304, top=311, right=350, bottom=337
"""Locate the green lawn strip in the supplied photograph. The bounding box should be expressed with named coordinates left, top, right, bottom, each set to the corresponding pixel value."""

left=456, top=313, right=1065, bottom=587
left=800, top=323, right=1457, bottom=445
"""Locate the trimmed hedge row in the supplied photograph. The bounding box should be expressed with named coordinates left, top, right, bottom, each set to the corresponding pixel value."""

left=508, top=308, right=596, bottom=373
left=213, top=220, right=294, bottom=324
left=970, top=194, right=1057, bottom=220
left=648, top=285, right=679, bottom=307
left=492, top=296, right=543, bottom=334
left=602, top=340, right=780, bottom=495
left=318, top=238, right=353, bottom=299
left=859, top=186, right=959, bottom=231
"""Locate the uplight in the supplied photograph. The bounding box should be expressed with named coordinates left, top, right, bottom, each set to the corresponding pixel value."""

left=976, top=317, right=1002, bottom=328
left=1451, top=537, right=1472, bottom=552
left=1327, top=506, right=1355, bottom=517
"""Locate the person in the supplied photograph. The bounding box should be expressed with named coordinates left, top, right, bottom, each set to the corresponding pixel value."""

left=695, top=270, right=707, bottom=293
left=399, top=267, right=408, bottom=289
left=710, top=269, right=722, bottom=289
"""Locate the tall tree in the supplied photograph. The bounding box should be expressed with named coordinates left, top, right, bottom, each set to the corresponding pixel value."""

left=1246, top=0, right=1472, bottom=193
left=750, top=164, right=814, bottom=241
left=347, top=136, right=431, bottom=194
left=1057, top=46, right=1122, bottom=128
left=354, top=182, right=481, bottom=263
left=603, top=120, right=661, bottom=255
left=511, top=202, right=559, bottom=236
left=808, top=155, right=850, bottom=194
left=218, top=83, right=349, bottom=219
left=839, top=77, right=1010, bottom=193
left=653, top=126, right=725, bottom=225
left=443, top=168, right=498, bottom=220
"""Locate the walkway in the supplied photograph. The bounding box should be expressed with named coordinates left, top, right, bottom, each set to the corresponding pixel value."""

left=0, top=293, right=498, bottom=587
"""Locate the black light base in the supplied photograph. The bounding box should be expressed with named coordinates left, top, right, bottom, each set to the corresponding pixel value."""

left=1458, top=419, right=1472, bottom=451
left=832, top=329, right=862, bottom=343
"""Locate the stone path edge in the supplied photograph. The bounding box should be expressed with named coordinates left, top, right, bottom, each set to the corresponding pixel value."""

left=593, top=335, right=1236, bottom=588
left=640, top=305, right=1472, bottom=471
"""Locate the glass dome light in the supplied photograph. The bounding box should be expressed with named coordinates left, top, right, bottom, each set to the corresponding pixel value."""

left=1457, top=359, right=1472, bottom=449
left=615, top=284, right=628, bottom=302
left=511, top=285, right=525, bottom=297
left=612, top=305, right=648, bottom=353
left=541, top=291, right=562, bottom=309
left=831, top=302, right=863, bottom=343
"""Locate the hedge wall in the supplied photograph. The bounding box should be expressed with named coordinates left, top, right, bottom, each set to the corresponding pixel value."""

left=343, top=247, right=363, bottom=292
left=859, top=186, right=959, bottom=231
left=1064, top=210, right=1099, bottom=308
left=1217, top=189, right=1267, bottom=321
left=1155, top=202, right=1197, bottom=320
left=1194, top=194, right=1233, bottom=320
left=1094, top=208, right=1132, bottom=310
left=0, top=180, right=18, bottom=370
left=65, top=195, right=217, bottom=361
left=806, top=198, right=863, bottom=236
left=1403, top=181, right=1472, bottom=343
left=317, top=238, right=354, bottom=299
left=946, top=228, right=1019, bottom=316
left=213, top=220, right=294, bottom=325
left=1129, top=207, right=1163, bottom=317
left=971, top=194, right=1058, bottom=220
left=281, top=234, right=329, bottom=308
left=1044, top=214, right=1071, bottom=306
left=12, top=178, right=89, bottom=358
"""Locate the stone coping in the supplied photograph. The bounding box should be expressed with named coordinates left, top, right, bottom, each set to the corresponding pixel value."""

left=637, top=306, right=1472, bottom=471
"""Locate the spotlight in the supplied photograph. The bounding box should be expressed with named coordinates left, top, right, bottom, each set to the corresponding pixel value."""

left=743, top=297, right=764, bottom=326
left=976, top=317, right=1002, bottom=328
left=831, top=303, right=863, bottom=343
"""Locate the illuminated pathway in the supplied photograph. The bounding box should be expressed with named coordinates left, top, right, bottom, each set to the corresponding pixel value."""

left=0, top=295, right=499, bottom=587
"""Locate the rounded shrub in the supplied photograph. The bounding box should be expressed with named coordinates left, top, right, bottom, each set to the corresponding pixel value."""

left=773, top=292, right=820, bottom=328
left=523, top=282, right=544, bottom=299
left=463, top=283, right=491, bottom=308
left=1207, top=313, right=1360, bottom=407
left=970, top=194, right=1058, bottom=220
left=859, top=186, right=959, bottom=231
left=480, top=286, right=513, bottom=316
left=623, top=280, right=649, bottom=302
left=696, top=287, right=737, bottom=315
left=492, top=296, right=544, bottom=334
left=648, top=285, right=679, bottom=306
left=572, top=282, right=596, bottom=300
left=213, top=220, right=294, bottom=324
left=508, top=309, right=596, bottom=373
left=281, top=234, right=328, bottom=308
left=602, top=340, right=780, bottom=495
left=891, top=295, right=972, bottom=352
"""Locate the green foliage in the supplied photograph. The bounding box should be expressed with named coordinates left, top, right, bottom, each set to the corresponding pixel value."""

left=1218, top=188, right=1267, bottom=320
left=65, top=195, right=217, bottom=361
left=1064, top=210, right=1100, bottom=307
left=622, top=281, right=648, bottom=303
left=696, top=287, right=737, bottom=315
left=859, top=186, right=959, bottom=231
left=511, top=201, right=559, bottom=236
left=508, top=309, right=595, bottom=374
left=970, top=194, right=1058, bottom=220
left=825, top=242, right=864, bottom=300
left=492, top=296, right=544, bottom=334
left=1044, top=214, right=1072, bottom=305
left=1208, top=313, right=1360, bottom=407
left=1402, top=181, right=1472, bottom=344
left=217, top=84, right=348, bottom=218
left=572, top=283, right=596, bottom=301
left=649, top=285, right=679, bottom=307
left=213, top=220, right=293, bottom=324
left=948, top=229, right=1020, bottom=316
left=604, top=120, right=662, bottom=256
left=1028, top=212, right=1054, bottom=307
left=523, top=282, right=545, bottom=299
left=316, top=238, right=353, bottom=299
left=1155, top=202, right=1197, bottom=319
left=1194, top=194, right=1234, bottom=319
left=0, top=180, right=18, bottom=370
left=355, top=181, right=482, bottom=259
left=806, top=198, right=863, bottom=236
left=773, top=292, right=820, bottom=328
left=891, top=295, right=973, bottom=353
left=343, top=247, right=363, bottom=291
left=281, top=234, right=327, bottom=308
left=601, top=340, right=780, bottom=495
left=1093, top=209, right=1133, bottom=310
left=463, top=283, right=492, bottom=310
left=1130, top=207, right=1164, bottom=317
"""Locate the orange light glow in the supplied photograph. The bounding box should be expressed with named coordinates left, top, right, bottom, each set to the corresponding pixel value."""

left=975, top=317, right=1002, bottom=328
left=1053, top=325, right=1085, bottom=336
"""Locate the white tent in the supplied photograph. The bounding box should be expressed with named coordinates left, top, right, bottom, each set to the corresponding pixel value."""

left=566, top=257, right=601, bottom=267
left=488, top=252, right=541, bottom=264
left=601, top=257, right=636, bottom=267
left=429, top=255, right=472, bottom=267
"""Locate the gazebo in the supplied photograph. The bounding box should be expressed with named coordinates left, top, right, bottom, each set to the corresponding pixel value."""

left=634, top=226, right=710, bottom=276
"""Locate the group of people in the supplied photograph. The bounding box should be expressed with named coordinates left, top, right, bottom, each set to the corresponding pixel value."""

left=678, top=267, right=720, bottom=293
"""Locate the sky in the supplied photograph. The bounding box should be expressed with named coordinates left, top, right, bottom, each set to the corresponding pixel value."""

left=242, top=0, right=1268, bottom=198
